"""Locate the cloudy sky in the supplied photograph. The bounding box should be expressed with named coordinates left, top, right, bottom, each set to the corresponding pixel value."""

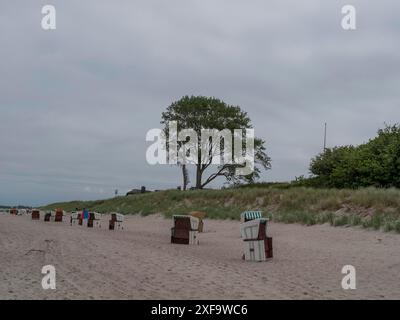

left=0, top=1, right=399, bottom=206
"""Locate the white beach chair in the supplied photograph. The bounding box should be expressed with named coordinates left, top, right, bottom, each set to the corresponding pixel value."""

left=70, top=212, right=80, bottom=225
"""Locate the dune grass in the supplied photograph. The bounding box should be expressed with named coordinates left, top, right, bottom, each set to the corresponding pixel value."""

left=41, top=187, right=400, bottom=233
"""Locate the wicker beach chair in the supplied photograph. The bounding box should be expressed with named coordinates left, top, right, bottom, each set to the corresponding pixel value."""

left=88, top=212, right=101, bottom=228
left=55, top=209, right=63, bottom=222
left=109, top=213, right=124, bottom=230
left=70, top=212, right=80, bottom=225
left=240, top=218, right=273, bottom=261
left=171, top=215, right=200, bottom=245
left=189, top=211, right=206, bottom=232
left=31, top=210, right=40, bottom=220
left=44, top=211, right=52, bottom=222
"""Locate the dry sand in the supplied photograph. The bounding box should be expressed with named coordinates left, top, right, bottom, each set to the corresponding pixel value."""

left=0, top=213, right=399, bottom=300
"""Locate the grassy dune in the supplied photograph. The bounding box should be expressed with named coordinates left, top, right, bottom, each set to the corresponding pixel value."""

left=41, top=187, right=400, bottom=233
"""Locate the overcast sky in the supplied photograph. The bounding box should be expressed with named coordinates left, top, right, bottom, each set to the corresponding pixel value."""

left=0, top=1, right=399, bottom=206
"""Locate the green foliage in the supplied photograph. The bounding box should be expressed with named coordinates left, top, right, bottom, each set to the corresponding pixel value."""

left=309, top=124, right=400, bottom=188
left=41, top=186, right=400, bottom=233
left=396, top=221, right=400, bottom=233
left=333, top=215, right=349, bottom=226
left=348, top=214, right=362, bottom=226
left=161, top=95, right=271, bottom=188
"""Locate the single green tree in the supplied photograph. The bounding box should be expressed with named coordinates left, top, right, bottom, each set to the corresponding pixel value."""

left=161, top=95, right=271, bottom=189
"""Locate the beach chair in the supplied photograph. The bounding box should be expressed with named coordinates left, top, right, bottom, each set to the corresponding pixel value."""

left=240, top=211, right=263, bottom=223
left=44, top=211, right=52, bottom=222
left=88, top=212, right=101, bottom=228
left=77, top=213, right=88, bottom=227
left=55, top=209, right=63, bottom=222
left=31, top=210, right=40, bottom=220
left=109, top=213, right=124, bottom=230
left=240, top=218, right=273, bottom=261
left=189, top=211, right=206, bottom=232
left=70, top=212, right=80, bottom=225
left=171, top=215, right=199, bottom=245
left=79, top=218, right=88, bottom=227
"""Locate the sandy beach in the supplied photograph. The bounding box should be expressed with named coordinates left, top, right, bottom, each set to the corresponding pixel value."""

left=0, top=213, right=399, bottom=300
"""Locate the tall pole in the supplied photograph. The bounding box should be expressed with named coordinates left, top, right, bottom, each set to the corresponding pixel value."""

left=323, top=122, right=327, bottom=152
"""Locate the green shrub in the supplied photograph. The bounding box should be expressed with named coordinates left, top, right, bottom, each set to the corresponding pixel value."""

left=394, top=220, right=400, bottom=233
left=333, top=215, right=349, bottom=226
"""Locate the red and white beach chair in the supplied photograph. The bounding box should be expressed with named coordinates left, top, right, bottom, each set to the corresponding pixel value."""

left=55, top=209, right=64, bottom=222
left=31, top=209, right=40, bottom=220
left=240, top=218, right=273, bottom=261
left=109, top=213, right=124, bottom=230
left=88, top=212, right=101, bottom=228
left=171, top=215, right=200, bottom=245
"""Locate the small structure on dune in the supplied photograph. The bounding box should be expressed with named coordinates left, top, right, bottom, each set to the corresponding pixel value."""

left=126, top=186, right=151, bottom=196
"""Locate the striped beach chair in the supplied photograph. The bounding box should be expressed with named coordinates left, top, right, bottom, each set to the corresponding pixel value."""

left=240, top=211, right=263, bottom=223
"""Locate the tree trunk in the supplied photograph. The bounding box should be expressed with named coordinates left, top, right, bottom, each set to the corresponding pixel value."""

left=196, top=164, right=202, bottom=189
left=182, top=164, right=188, bottom=191
left=196, top=141, right=203, bottom=189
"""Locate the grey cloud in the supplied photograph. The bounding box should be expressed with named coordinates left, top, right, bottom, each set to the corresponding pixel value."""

left=1, top=0, right=399, bottom=206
